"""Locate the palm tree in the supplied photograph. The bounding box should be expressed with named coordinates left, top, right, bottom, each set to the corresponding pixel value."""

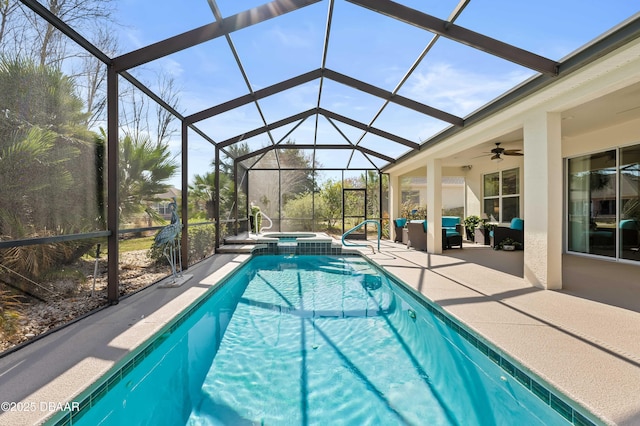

left=117, top=133, right=179, bottom=223
left=188, top=171, right=236, bottom=220
left=189, top=172, right=216, bottom=220
left=0, top=57, right=98, bottom=237
left=0, top=57, right=99, bottom=292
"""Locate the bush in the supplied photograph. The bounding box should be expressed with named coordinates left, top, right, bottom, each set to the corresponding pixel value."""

left=401, top=201, right=427, bottom=220
left=0, top=287, right=21, bottom=338
left=148, top=224, right=216, bottom=265
left=0, top=238, right=95, bottom=300
left=188, top=224, right=216, bottom=262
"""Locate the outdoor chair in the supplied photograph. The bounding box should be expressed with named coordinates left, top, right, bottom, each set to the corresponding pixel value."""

left=442, top=216, right=463, bottom=249
left=407, top=220, right=427, bottom=251
left=491, top=218, right=524, bottom=249
left=393, top=218, right=407, bottom=243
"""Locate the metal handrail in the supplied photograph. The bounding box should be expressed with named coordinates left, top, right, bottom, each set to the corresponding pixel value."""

left=341, top=220, right=381, bottom=252
left=256, top=210, right=273, bottom=234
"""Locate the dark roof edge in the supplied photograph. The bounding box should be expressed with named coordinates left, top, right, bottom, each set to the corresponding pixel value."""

left=382, top=13, right=640, bottom=172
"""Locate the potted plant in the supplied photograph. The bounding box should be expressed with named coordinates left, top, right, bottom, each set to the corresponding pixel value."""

left=463, top=215, right=481, bottom=241
left=498, top=237, right=522, bottom=251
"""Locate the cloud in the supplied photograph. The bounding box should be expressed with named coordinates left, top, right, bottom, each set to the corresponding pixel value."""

left=269, top=25, right=315, bottom=49
left=405, top=62, right=533, bottom=116
left=158, top=58, right=184, bottom=78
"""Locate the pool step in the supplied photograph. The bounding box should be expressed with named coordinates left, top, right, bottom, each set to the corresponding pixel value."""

left=217, top=244, right=259, bottom=254
left=223, top=236, right=257, bottom=245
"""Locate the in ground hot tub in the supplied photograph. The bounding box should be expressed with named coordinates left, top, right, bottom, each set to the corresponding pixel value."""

left=255, top=232, right=340, bottom=255
left=261, top=232, right=317, bottom=241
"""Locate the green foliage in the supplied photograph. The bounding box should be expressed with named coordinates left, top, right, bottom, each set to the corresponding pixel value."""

left=188, top=171, right=238, bottom=221
left=148, top=224, right=216, bottom=265
left=317, top=180, right=342, bottom=230
left=282, top=192, right=313, bottom=231
left=187, top=225, right=216, bottom=262
left=119, top=236, right=155, bottom=252
left=0, top=57, right=102, bottom=238
left=189, top=172, right=216, bottom=220
left=464, top=215, right=481, bottom=233
left=0, top=288, right=21, bottom=338
left=0, top=57, right=89, bottom=133
left=497, top=237, right=522, bottom=250
left=444, top=207, right=464, bottom=218
left=401, top=201, right=427, bottom=220
left=117, top=133, right=178, bottom=222
left=0, top=238, right=94, bottom=299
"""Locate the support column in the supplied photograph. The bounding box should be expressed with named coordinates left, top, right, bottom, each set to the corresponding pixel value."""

left=181, top=120, right=189, bottom=268
left=214, top=146, right=220, bottom=249
left=106, top=65, right=119, bottom=305
left=523, top=111, right=563, bottom=289
left=389, top=174, right=400, bottom=240
left=427, top=158, right=443, bottom=253
left=233, top=161, right=239, bottom=236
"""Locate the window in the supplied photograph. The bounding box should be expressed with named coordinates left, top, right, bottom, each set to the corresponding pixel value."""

left=567, top=144, right=640, bottom=261
left=483, top=168, right=520, bottom=222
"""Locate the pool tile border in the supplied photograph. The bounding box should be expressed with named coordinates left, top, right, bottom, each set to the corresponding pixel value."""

left=47, top=253, right=602, bottom=426
left=252, top=241, right=360, bottom=256
left=384, top=269, right=602, bottom=426
left=45, top=267, right=233, bottom=426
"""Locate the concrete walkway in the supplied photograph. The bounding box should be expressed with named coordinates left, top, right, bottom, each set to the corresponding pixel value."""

left=0, top=241, right=639, bottom=425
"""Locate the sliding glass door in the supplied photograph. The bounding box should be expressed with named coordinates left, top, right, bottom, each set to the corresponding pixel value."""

left=620, top=145, right=640, bottom=260
left=567, top=144, right=640, bottom=262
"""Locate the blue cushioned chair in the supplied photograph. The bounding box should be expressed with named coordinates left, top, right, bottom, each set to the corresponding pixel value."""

left=442, top=216, right=463, bottom=249
left=393, top=218, right=407, bottom=243
left=492, top=218, right=524, bottom=249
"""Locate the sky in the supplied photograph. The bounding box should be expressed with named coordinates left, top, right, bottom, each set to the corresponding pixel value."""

left=102, top=0, right=639, bottom=187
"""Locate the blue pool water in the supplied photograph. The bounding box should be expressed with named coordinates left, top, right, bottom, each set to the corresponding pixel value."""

left=66, top=255, right=586, bottom=426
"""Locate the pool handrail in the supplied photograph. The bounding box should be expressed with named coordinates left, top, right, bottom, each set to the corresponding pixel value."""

left=257, top=210, right=273, bottom=234
left=341, top=220, right=381, bottom=252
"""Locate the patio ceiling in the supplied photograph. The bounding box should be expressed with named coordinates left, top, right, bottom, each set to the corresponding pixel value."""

left=27, top=0, right=640, bottom=173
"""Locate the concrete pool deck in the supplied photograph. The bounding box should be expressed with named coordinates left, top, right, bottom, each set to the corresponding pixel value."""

left=0, top=240, right=639, bottom=425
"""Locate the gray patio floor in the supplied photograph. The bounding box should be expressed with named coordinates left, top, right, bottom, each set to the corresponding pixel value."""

left=0, top=240, right=638, bottom=425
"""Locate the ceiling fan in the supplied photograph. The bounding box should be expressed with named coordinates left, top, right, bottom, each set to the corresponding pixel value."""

left=489, top=142, right=523, bottom=161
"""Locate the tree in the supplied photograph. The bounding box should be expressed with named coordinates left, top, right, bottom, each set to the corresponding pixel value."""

left=14, top=0, right=115, bottom=68
left=317, top=179, right=342, bottom=230
left=0, top=57, right=99, bottom=237
left=281, top=192, right=313, bottom=231
left=117, top=133, right=179, bottom=222
left=77, top=26, right=118, bottom=128
left=188, top=172, right=216, bottom=220
left=0, top=58, right=100, bottom=291
left=277, top=142, right=316, bottom=200
left=188, top=171, right=235, bottom=221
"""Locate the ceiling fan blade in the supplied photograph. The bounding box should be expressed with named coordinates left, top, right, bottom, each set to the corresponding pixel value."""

left=490, top=153, right=501, bottom=160
left=503, top=150, right=523, bottom=156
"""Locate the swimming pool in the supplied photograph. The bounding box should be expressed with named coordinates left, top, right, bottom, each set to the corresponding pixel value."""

left=51, top=255, right=597, bottom=425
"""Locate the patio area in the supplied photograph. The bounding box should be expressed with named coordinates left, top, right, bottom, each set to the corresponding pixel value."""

left=0, top=241, right=639, bottom=425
